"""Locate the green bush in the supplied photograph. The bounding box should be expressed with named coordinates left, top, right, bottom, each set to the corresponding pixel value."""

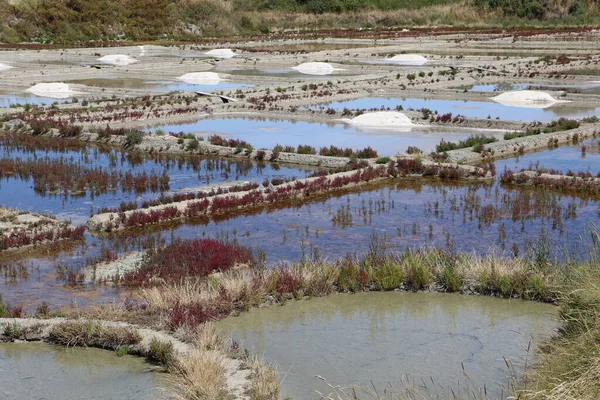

left=504, top=129, right=540, bottom=140
left=543, top=118, right=580, bottom=133
left=436, top=135, right=497, bottom=153
left=187, top=138, right=199, bottom=150
left=582, top=116, right=599, bottom=123
left=296, top=144, right=316, bottom=155
left=125, top=131, right=143, bottom=147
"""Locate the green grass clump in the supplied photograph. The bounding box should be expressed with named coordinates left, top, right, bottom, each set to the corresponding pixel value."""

left=521, top=263, right=600, bottom=399
left=440, top=265, right=463, bottom=292
left=48, top=321, right=141, bottom=349
left=368, top=260, right=403, bottom=290
left=147, top=338, right=175, bottom=369
left=404, top=257, right=432, bottom=289
left=0, top=297, right=7, bottom=318
left=375, top=156, right=391, bottom=164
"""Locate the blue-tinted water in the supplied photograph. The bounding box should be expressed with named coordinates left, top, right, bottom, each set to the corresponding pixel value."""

left=0, top=93, right=71, bottom=107
left=468, top=82, right=600, bottom=92
left=0, top=140, right=313, bottom=224
left=318, top=97, right=600, bottom=123
left=145, top=118, right=502, bottom=155
left=495, top=138, right=600, bottom=175
left=2, top=177, right=597, bottom=307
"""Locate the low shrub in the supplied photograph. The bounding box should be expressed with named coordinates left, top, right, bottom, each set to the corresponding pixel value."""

left=125, top=131, right=143, bottom=147
left=406, top=146, right=422, bottom=154
left=296, top=145, right=316, bottom=155
left=436, top=135, right=497, bottom=153
left=123, top=238, right=254, bottom=286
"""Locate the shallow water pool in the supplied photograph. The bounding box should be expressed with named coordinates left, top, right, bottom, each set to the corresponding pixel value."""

left=145, top=117, right=501, bottom=156
left=495, top=138, right=600, bottom=175
left=0, top=137, right=314, bottom=224
left=217, top=291, right=558, bottom=400
left=0, top=341, right=167, bottom=399
left=66, top=78, right=252, bottom=92
left=320, top=97, right=600, bottom=123
left=0, top=92, right=71, bottom=107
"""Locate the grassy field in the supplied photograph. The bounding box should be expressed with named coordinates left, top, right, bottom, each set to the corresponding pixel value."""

left=0, top=0, right=598, bottom=43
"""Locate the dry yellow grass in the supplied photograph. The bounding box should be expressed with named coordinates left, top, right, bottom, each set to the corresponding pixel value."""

left=169, top=349, right=229, bottom=400
left=247, top=356, right=279, bottom=400
left=513, top=264, right=600, bottom=400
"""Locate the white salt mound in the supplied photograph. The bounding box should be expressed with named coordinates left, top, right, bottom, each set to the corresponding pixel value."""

left=388, top=54, right=428, bottom=65
left=176, top=72, right=222, bottom=85
left=491, top=90, right=567, bottom=108
left=292, top=62, right=336, bottom=76
left=25, top=83, right=79, bottom=99
left=97, top=54, right=138, bottom=66
left=0, top=63, right=12, bottom=72
left=204, top=49, right=235, bottom=59
left=346, top=111, right=414, bottom=128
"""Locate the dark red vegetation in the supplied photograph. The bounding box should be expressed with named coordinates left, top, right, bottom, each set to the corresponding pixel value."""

left=393, top=159, right=487, bottom=179
left=500, top=167, right=600, bottom=195
left=0, top=226, right=85, bottom=251
left=208, top=135, right=253, bottom=152
left=0, top=157, right=169, bottom=195
left=122, top=238, right=254, bottom=287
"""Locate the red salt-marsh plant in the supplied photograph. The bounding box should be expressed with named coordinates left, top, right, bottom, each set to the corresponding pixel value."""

left=122, top=238, right=254, bottom=287
left=0, top=225, right=84, bottom=251
left=0, top=157, right=169, bottom=196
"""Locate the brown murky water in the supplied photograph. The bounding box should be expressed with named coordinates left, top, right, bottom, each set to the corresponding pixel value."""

left=0, top=342, right=168, bottom=399
left=217, top=292, right=558, bottom=400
